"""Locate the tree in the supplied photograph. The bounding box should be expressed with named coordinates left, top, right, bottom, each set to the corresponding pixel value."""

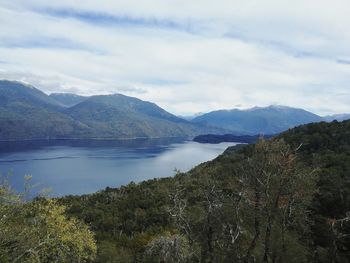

left=328, top=212, right=350, bottom=263
left=145, top=232, right=191, bottom=263
left=235, top=139, right=318, bottom=262
left=0, top=175, right=97, bottom=263
left=166, top=139, right=317, bottom=263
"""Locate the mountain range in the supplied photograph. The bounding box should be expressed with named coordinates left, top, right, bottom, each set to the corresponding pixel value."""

left=192, top=105, right=324, bottom=135
left=323, top=113, right=350, bottom=122
left=0, top=80, right=349, bottom=140
left=0, top=80, right=221, bottom=140
left=192, top=105, right=350, bottom=135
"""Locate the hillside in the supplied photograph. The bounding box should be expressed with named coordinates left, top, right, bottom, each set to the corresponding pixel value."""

left=61, top=120, right=350, bottom=262
left=0, top=80, right=222, bottom=140
left=0, top=80, right=89, bottom=140
left=64, top=94, right=221, bottom=138
left=192, top=105, right=323, bottom=135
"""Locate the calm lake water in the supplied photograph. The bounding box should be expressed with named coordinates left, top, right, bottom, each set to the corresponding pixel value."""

left=0, top=138, right=236, bottom=196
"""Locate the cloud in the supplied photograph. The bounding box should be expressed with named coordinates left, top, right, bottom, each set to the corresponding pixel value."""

left=35, top=7, right=190, bottom=32
left=115, top=85, right=147, bottom=94
left=0, top=36, right=100, bottom=53
left=337, top=59, right=350, bottom=65
left=1, top=1, right=350, bottom=115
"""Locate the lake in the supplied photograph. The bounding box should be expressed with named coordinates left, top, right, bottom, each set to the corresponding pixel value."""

left=0, top=138, right=237, bottom=196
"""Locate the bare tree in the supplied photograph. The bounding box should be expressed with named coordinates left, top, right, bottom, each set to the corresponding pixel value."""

left=234, top=139, right=317, bottom=263
left=329, top=212, right=350, bottom=263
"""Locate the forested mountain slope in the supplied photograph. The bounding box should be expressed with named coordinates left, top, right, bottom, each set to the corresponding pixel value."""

left=0, top=80, right=88, bottom=140
left=64, top=94, right=216, bottom=138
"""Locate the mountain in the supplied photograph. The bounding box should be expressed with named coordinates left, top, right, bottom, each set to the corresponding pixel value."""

left=0, top=80, right=87, bottom=140
left=323, top=113, right=350, bottom=122
left=61, top=120, right=350, bottom=262
left=64, top=94, right=220, bottom=138
left=49, top=93, right=88, bottom=107
left=0, top=80, right=63, bottom=111
left=192, top=105, right=323, bottom=135
left=0, top=80, right=222, bottom=140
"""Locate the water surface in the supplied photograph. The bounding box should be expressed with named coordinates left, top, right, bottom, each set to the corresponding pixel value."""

left=0, top=138, right=236, bottom=196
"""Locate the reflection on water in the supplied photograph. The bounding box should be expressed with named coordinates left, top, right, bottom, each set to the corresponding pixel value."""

left=0, top=138, right=236, bottom=196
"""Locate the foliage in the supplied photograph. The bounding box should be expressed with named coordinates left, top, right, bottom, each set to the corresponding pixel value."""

left=0, top=176, right=97, bottom=263
left=145, top=232, right=192, bottom=263
left=280, top=120, right=350, bottom=262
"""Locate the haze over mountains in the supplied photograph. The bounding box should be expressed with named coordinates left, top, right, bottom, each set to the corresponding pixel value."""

left=0, top=80, right=349, bottom=140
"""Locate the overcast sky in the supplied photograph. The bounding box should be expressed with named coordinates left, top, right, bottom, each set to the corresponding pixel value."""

left=0, top=0, right=349, bottom=115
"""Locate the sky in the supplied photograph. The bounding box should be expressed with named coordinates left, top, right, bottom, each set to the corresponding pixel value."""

left=0, top=0, right=350, bottom=116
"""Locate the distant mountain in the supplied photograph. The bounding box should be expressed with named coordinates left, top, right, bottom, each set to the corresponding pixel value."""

left=323, top=113, right=350, bottom=122
left=0, top=80, right=88, bottom=140
left=49, top=93, right=88, bottom=107
left=0, top=80, right=63, bottom=111
left=64, top=94, right=220, bottom=138
left=0, top=80, right=222, bottom=140
left=192, top=105, right=323, bottom=135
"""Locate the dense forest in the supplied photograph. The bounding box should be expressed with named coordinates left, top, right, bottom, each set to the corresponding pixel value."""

left=1, top=120, right=350, bottom=262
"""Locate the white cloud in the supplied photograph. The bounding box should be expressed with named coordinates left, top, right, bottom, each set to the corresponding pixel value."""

left=0, top=0, right=350, bottom=115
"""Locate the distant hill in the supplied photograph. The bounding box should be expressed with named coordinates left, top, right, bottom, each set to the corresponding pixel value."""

left=193, top=133, right=275, bottom=144
left=49, top=93, right=88, bottom=107
left=0, top=80, right=222, bottom=140
left=323, top=113, right=350, bottom=122
left=192, top=105, right=323, bottom=135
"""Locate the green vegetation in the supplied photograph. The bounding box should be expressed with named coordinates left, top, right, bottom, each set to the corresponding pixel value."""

left=0, top=176, right=97, bottom=262
left=57, top=120, right=350, bottom=262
